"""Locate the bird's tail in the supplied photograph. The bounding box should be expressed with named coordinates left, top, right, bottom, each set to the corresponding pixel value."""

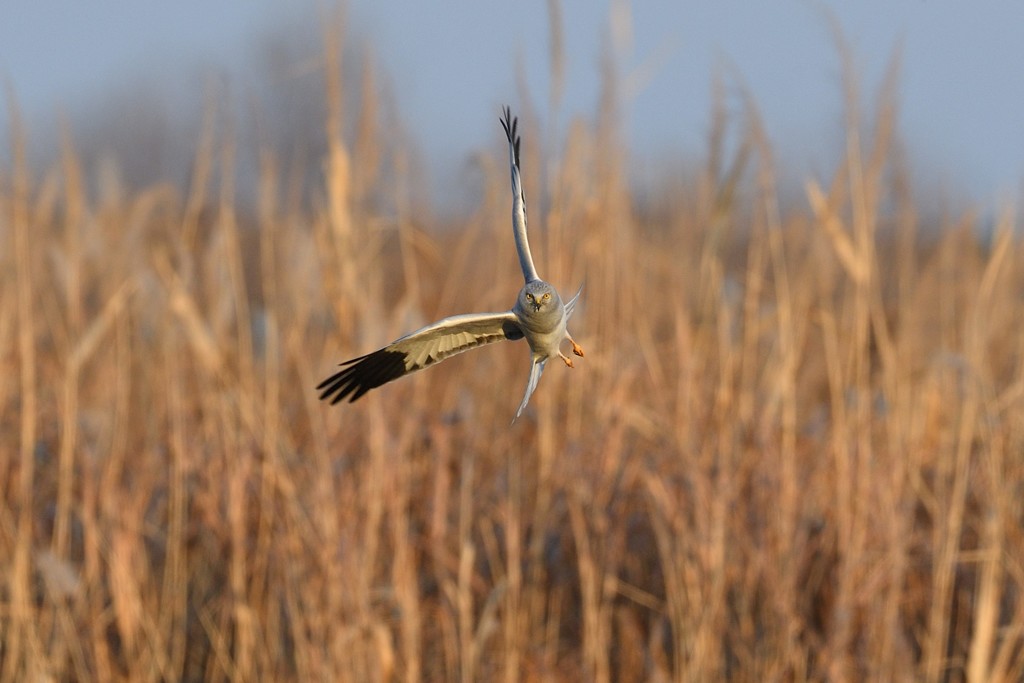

left=512, top=357, right=546, bottom=423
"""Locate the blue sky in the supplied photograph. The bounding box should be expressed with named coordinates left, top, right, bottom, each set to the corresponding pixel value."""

left=2, top=1, right=1022, bottom=207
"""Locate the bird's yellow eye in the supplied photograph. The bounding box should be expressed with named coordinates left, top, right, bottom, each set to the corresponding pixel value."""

left=542, top=293, right=550, bottom=301
left=526, top=293, right=534, bottom=301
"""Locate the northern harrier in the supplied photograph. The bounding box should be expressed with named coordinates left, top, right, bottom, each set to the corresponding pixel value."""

left=318, top=107, right=584, bottom=420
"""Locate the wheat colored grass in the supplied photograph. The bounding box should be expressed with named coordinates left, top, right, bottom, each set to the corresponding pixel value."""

left=2, top=29, right=1024, bottom=683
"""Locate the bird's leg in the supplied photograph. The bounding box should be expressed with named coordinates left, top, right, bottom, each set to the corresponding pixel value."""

left=567, top=333, right=584, bottom=357
left=559, top=351, right=575, bottom=368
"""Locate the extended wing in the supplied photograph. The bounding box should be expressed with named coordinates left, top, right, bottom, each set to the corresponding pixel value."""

left=500, top=107, right=541, bottom=283
left=317, top=312, right=524, bottom=404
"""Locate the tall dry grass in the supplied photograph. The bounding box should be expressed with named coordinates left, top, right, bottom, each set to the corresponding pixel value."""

left=2, top=25, right=1024, bottom=683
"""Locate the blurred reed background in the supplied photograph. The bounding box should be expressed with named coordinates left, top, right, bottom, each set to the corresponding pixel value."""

left=1, top=9, right=1023, bottom=683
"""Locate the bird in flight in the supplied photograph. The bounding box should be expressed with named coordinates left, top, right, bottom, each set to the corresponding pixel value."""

left=317, top=107, right=584, bottom=420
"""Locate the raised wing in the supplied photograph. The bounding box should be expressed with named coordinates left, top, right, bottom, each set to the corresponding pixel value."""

left=318, top=312, right=523, bottom=404
left=500, top=107, right=540, bottom=283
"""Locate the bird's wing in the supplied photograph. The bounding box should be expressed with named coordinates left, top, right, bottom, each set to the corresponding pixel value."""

left=318, top=312, right=524, bottom=404
left=500, top=107, right=541, bottom=284
left=564, top=284, right=583, bottom=320
left=513, top=357, right=547, bottom=422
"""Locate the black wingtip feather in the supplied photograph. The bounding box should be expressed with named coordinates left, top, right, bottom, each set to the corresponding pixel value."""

left=500, top=106, right=521, bottom=169
left=317, top=349, right=409, bottom=405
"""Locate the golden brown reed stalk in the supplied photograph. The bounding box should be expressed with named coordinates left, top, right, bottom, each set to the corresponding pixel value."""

left=6, top=87, right=43, bottom=683
left=3, top=16, right=1024, bottom=683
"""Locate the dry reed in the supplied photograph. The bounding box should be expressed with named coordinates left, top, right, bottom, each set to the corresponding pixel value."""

left=1, top=22, right=1023, bottom=683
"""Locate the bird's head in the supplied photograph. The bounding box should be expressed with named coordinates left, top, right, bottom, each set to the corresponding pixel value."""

left=518, top=280, right=560, bottom=314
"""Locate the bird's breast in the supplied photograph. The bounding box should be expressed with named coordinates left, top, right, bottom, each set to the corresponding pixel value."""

left=514, top=305, right=567, bottom=357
